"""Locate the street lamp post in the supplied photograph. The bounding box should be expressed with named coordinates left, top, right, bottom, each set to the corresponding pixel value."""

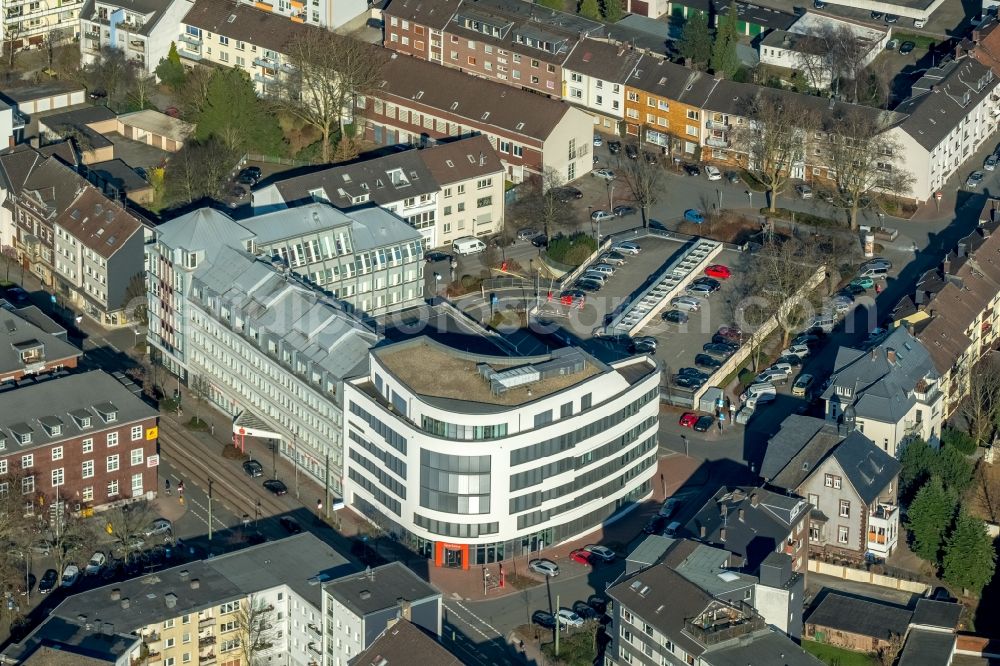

left=606, top=182, right=614, bottom=212
left=717, top=188, right=722, bottom=211
left=746, top=190, right=753, bottom=209
left=207, top=478, right=214, bottom=541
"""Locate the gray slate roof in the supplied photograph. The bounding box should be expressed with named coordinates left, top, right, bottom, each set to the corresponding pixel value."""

left=0, top=371, right=155, bottom=450
left=897, top=628, right=956, bottom=666
left=669, top=542, right=758, bottom=597
left=0, top=306, right=80, bottom=377
left=831, top=430, right=901, bottom=505
left=911, top=598, right=962, bottom=629
left=324, top=562, right=439, bottom=618
left=822, top=326, right=938, bottom=424
left=806, top=592, right=912, bottom=639
left=703, top=629, right=823, bottom=666
left=241, top=202, right=423, bottom=252
left=351, top=619, right=463, bottom=666
left=684, top=486, right=809, bottom=574
left=896, top=57, right=998, bottom=151
left=761, top=415, right=833, bottom=484
left=563, top=39, right=643, bottom=84
left=0, top=616, right=139, bottom=664
left=79, top=0, right=180, bottom=36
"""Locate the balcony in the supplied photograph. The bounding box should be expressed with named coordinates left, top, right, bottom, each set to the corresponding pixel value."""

left=254, top=72, right=278, bottom=85
left=706, top=119, right=730, bottom=131
left=307, top=623, right=322, bottom=637
left=867, top=503, right=899, bottom=556
left=178, top=32, right=201, bottom=47
left=308, top=642, right=322, bottom=655
left=705, top=136, right=730, bottom=148
left=199, top=635, right=216, bottom=647
left=198, top=616, right=214, bottom=628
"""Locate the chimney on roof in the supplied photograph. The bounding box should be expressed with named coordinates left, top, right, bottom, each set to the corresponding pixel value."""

left=397, top=599, right=412, bottom=621
left=943, top=255, right=952, bottom=274
left=120, top=598, right=130, bottom=609
left=887, top=348, right=897, bottom=364
left=739, top=508, right=745, bottom=522
left=190, top=579, right=200, bottom=589
left=700, top=525, right=707, bottom=538
left=720, top=503, right=728, bottom=517
left=750, top=493, right=759, bottom=508
left=959, top=241, right=968, bottom=257
left=720, top=527, right=727, bottom=542
left=110, top=589, right=121, bottom=601
left=871, top=347, right=877, bottom=360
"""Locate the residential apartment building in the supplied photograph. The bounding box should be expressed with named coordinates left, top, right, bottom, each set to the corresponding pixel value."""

left=889, top=56, right=999, bottom=202
left=1, top=533, right=353, bottom=666
left=0, top=145, right=147, bottom=327
left=2, top=0, right=81, bottom=52
left=79, top=0, right=194, bottom=73
left=606, top=559, right=822, bottom=666
left=820, top=326, right=943, bottom=456
left=893, top=199, right=1000, bottom=416
left=252, top=135, right=505, bottom=248
left=179, top=0, right=326, bottom=94
left=352, top=619, right=463, bottom=666
left=145, top=204, right=419, bottom=497
left=343, top=336, right=660, bottom=569
left=683, top=486, right=811, bottom=576
left=322, top=562, right=442, bottom=665
left=365, top=51, right=594, bottom=183
left=383, top=0, right=605, bottom=98
left=562, top=40, right=643, bottom=134
left=623, top=54, right=721, bottom=155
left=234, top=0, right=366, bottom=30
left=0, top=370, right=158, bottom=514
left=762, top=416, right=902, bottom=561
left=0, top=305, right=80, bottom=383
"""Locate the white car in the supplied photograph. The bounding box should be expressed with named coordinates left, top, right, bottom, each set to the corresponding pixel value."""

left=705, top=165, right=722, bottom=181
left=986, top=155, right=998, bottom=172
left=61, top=565, right=80, bottom=588
left=584, top=544, right=616, bottom=562
left=557, top=609, right=585, bottom=628
left=145, top=518, right=172, bottom=537
left=84, top=552, right=106, bottom=576
left=529, top=558, right=560, bottom=577
left=914, top=18, right=925, bottom=27
left=670, top=295, right=702, bottom=311
left=612, top=241, right=641, bottom=255
left=593, top=135, right=603, bottom=147
left=591, top=210, right=614, bottom=223
left=781, top=344, right=810, bottom=358
left=593, top=168, right=615, bottom=181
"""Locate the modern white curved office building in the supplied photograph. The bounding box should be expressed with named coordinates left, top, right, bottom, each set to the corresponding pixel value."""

left=342, top=336, right=660, bottom=569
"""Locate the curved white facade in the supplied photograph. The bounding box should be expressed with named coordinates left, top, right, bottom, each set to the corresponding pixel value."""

left=343, top=337, right=660, bottom=568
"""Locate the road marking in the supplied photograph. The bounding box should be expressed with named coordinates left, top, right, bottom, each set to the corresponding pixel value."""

left=452, top=600, right=504, bottom=638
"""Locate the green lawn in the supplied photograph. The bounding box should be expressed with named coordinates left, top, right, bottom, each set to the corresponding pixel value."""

left=892, top=32, right=937, bottom=49
left=802, top=640, right=876, bottom=666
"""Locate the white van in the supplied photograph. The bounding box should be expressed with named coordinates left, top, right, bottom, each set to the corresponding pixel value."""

left=808, top=315, right=837, bottom=333
left=858, top=265, right=889, bottom=279
left=741, top=382, right=776, bottom=403
left=453, top=237, right=487, bottom=255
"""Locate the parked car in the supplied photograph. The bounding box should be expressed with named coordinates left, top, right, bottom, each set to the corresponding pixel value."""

left=572, top=602, right=599, bottom=621
left=593, top=168, right=615, bottom=181
left=551, top=186, right=583, bottom=202
left=529, top=558, right=560, bottom=577
left=754, top=368, right=789, bottom=385
left=608, top=141, right=622, bottom=154
left=517, top=228, right=540, bottom=241
left=795, top=184, right=813, bottom=199
left=914, top=17, right=925, bottom=28
left=885, top=38, right=898, bottom=50
left=85, top=552, right=106, bottom=576
left=625, top=144, right=639, bottom=160
left=776, top=354, right=803, bottom=367
left=242, top=459, right=264, bottom=478
left=674, top=375, right=706, bottom=389
left=677, top=367, right=709, bottom=380
left=884, top=13, right=898, bottom=23
left=613, top=205, right=637, bottom=216
left=662, top=309, right=689, bottom=324
left=781, top=344, right=811, bottom=358
left=741, top=382, right=777, bottom=403
left=694, top=277, right=722, bottom=291
left=424, top=251, right=451, bottom=263
left=671, top=295, right=702, bottom=311
left=899, top=41, right=916, bottom=54
left=711, top=333, right=738, bottom=346
left=612, top=241, right=641, bottom=255
left=557, top=609, right=585, bottom=628
left=279, top=516, right=303, bottom=534
left=705, top=165, right=722, bottom=181
left=145, top=519, right=172, bottom=537
left=683, top=163, right=701, bottom=176
left=792, top=373, right=814, bottom=397
left=61, top=565, right=80, bottom=588
left=659, top=498, right=681, bottom=519
left=591, top=210, right=614, bottom=223
left=237, top=166, right=262, bottom=185
left=693, top=415, right=714, bottom=432
left=584, top=545, right=616, bottom=562
left=726, top=171, right=742, bottom=184
left=850, top=277, right=875, bottom=290
left=593, top=134, right=603, bottom=147
left=716, top=326, right=743, bottom=343
left=644, top=515, right=667, bottom=534
left=967, top=171, right=985, bottom=188
left=631, top=336, right=657, bottom=353
left=705, top=264, right=731, bottom=279
left=533, top=610, right=556, bottom=629
left=599, top=252, right=628, bottom=266
left=38, top=569, right=57, bottom=594
left=644, top=151, right=659, bottom=165
left=531, top=235, right=549, bottom=248
left=575, top=279, right=603, bottom=292
left=986, top=155, right=998, bottom=172
left=264, top=479, right=288, bottom=496
left=684, top=209, right=705, bottom=224
left=679, top=412, right=699, bottom=428
left=703, top=342, right=737, bottom=357
left=686, top=283, right=715, bottom=297
left=695, top=353, right=723, bottom=369
left=569, top=549, right=593, bottom=565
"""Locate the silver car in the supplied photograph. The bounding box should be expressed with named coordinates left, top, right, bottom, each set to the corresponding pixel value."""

left=529, top=558, right=560, bottom=577
left=986, top=155, right=998, bottom=172
left=670, top=295, right=702, bottom=311
left=967, top=171, right=985, bottom=188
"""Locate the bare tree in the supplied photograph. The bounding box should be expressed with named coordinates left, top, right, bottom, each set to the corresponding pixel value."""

left=734, top=91, right=818, bottom=212
left=279, top=32, right=384, bottom=163
left=975, top=464, right=999, bottom=524
left=124, top=273, right=148, bottom=328
left=37, top=504, right=89, bottom=583
left=821, top=107, right=914, bottom=229
left=873, top=632, right=905, bottom=666
left=236, top=594, right=278, bottom=665
left=616, top=154, right=663, bottom=229
left=961, top=356, right=1000, bottom=449
left=505, top=168, right=576, bottom=240
left=734, top=234, right=825, bottom=347
left=42, top=28, right=67, bottom=70
left=102, top=501, right=155, bottom=563
left=3, top=25, right=23, bottom=71
left=188, top=375, right=212, bottom=427
left=176, top=65, right=213, bottom=119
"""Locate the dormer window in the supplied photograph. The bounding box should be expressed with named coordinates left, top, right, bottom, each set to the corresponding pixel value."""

left=39, top=416, right=62, bottom=437
left=14, top=340, right=44, bottom=365
left=10, top=424, right=31, bottom=445
left=70, top=409, right=92, bottom=429
left=93, top=402, right=118, bottom=424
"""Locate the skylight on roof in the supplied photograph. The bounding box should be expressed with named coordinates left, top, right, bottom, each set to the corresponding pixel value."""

left=717, top=572, right=739, bottom=582
left=446, top=160, right=454, bottom=167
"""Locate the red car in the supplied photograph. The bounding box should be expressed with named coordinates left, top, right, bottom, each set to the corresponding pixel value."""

left=679, top=412, right=698, bottom=428
left=705, top=264, right=731, bottom=279
left=570, top=549, right=593, bottom=565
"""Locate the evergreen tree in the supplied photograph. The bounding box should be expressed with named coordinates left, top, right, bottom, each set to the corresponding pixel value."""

left=934, top=443, right=974, bottom=494
left=601, top=0, right=622, bottom=22
left=154, top=42, right=186, bottom=89
left=709, top=1, right=740, bottom=78
left=578, top=0, right=601, bottom=21
left=678, top=11, right=712, bottom=69
left=899, top=438, right=935, bottom=501
left=943, top=512, right=997, bottom=596
left=906, top=478, right=956, bottom=565
left=196, top=68, right=284, bottom=155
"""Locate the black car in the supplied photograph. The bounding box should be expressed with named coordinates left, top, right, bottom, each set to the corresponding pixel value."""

left=551, top=186, right=583, bottom=203
left=2, top=286, right=28, bottom=302
left=870, top=10, right=883, bottom=19
left=608, top=141, right=622, bottom=155
left=844, top=283, right=867, bottom=295
left=644, top=152, right=658, bottom=166
left=424, top=251, right=451, bottom=263
left=693, top=415, right=714, bottom=432
left=674, top=375, right=705, bottom=389
left=644, top=515, right=667, bottom=534
left=703, top=342, right=737, bottom=357
left=662, top=309, right=689, bottom=324
left=695, top=353, right=723, bottom=369
left=575, top=280, right=602, bottom=293
left=694, top=277, right=722, bottom=292
left=899, top=41, right=916, bottom=54
left=711, top=332, right=738, bottom=346
left=684, top=163, right=701, bottom=176
left=531, top=235, right=548, bottom=248
left=242, top=459, right=264, bottom=478
left=631, top=337, right=657, bottom=354
left=776, top=354, right=803, bottom=367
left=247, top=532, right=269, bottom=545
left=625, top=144, right=639, bottom=159
left=279, top=516, right=303, bottom=534
left=263, top=479, right=288, bottom=496
left=677, top=367, right=709, bottom=379
left=726, top=171, right=741, bottom=184
left=237, top=166, right=262, bottom=184
left=38, top=569, right=57, bottom=594
left=613, top=205, right=636, bottom=216
left=532, top=610, right=556, bottom=629
left=588, top=596, right=608, bottom=614
left=573, top=601, right=599, bottom=621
